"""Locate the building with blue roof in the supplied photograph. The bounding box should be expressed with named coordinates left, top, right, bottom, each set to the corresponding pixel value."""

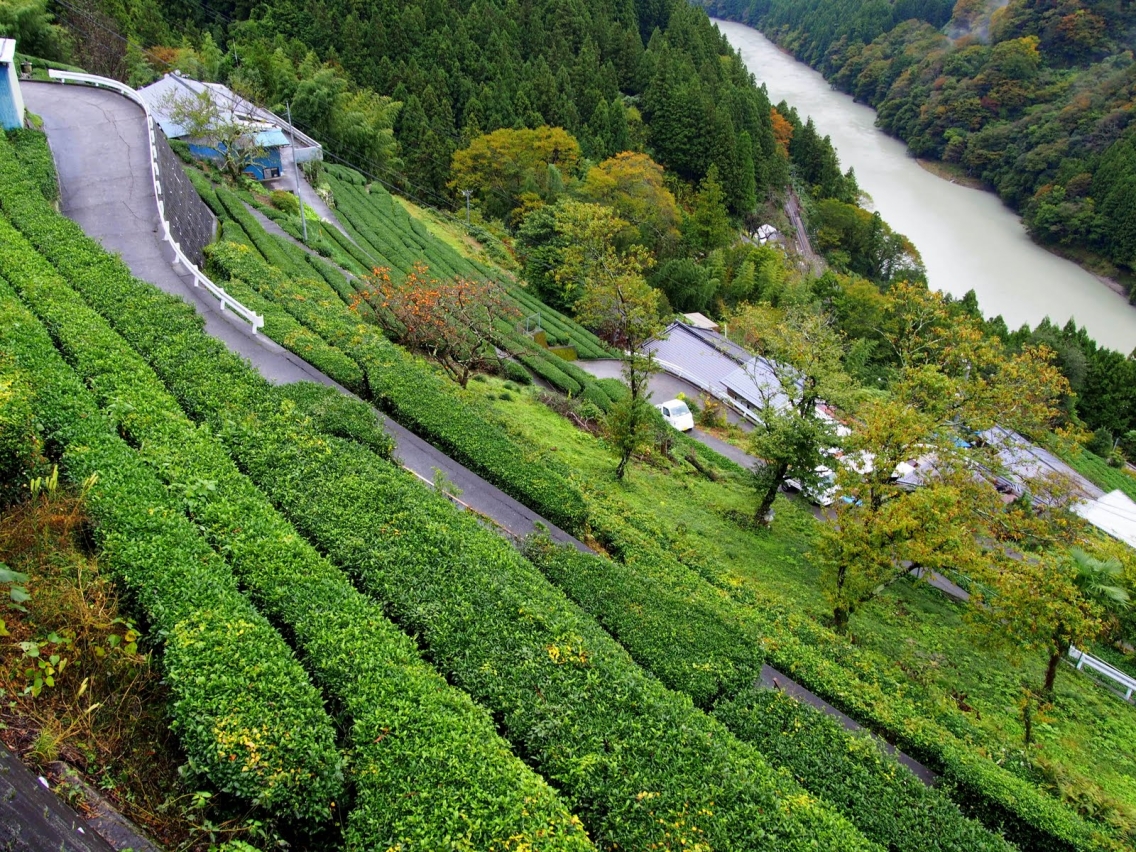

left=137, top=72, right=321, bottom=184
left=0, top=39, right=26, bottom=130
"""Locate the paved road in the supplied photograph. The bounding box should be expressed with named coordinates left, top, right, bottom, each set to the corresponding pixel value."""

left=576, top=359, right=759, bottom=471
left=24, top=81, right=585, bottom=551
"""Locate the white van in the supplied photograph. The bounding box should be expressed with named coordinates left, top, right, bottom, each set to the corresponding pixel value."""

left=656, top=399, right=695, bottom=432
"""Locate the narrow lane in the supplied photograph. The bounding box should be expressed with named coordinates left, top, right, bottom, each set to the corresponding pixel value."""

left=22, top=81, right=585, bottom=551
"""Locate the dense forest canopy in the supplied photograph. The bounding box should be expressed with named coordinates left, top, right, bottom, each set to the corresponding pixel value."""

left=700, top=0, right=1136, bottom=291
left=75, top=0, right=797, bottom=216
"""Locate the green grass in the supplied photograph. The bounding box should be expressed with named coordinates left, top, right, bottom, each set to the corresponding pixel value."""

left=1062, top=448, right=1136, bottom=502
left=471, top=376, right=1136, bottom=839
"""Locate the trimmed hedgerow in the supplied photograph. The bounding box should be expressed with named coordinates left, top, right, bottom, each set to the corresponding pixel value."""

left=106, top=322, right=880, bottom=851
left=205, top=241, right=588, bottom=533
left=270, top=382, right=395, bottom=458
left=499, top=359, right=534, bottom=385
left=0, top=221, right=594, bottom=851
left=2, top=167, right=879, bottom=852
left=6, top=129, right=58, bottom=203
left=527, top=519, right=1024, bottom=852
left=214, top=186, right=307, bottom=278
left=0, top=268, right=342, bottom=823
left=519, top=530, right=1116, bottom=852
left=715, top=689, right=1017, bottom=852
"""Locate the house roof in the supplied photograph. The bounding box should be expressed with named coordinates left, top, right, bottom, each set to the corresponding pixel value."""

left=647, top=321, right=792, bottom=413
left=720, top=358, right=790, bottom=412
left=0, top=38, right=16, bottom=65
left=682, top=312, right=719, bottom=331
left=137, top=73, right=322, bottom=154
left=647, top=322, right=745, bottom=388
left=980, top=426, right=1102, bottom=502
left=1075, top=489, right=1136, bottom=550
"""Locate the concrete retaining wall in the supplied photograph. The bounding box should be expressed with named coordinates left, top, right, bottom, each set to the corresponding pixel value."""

left=154, top=130, right=214, bottom=268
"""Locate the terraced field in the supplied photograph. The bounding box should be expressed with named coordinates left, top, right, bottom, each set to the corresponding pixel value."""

left=2, top=129, right=1127, bottom=852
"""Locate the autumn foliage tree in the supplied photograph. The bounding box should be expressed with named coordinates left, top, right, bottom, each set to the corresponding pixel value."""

left=816, top=283, right=1075, bottom=633
left=449, top=127, right=582, bottom=222
left=353, top=264, right=518, bottom=388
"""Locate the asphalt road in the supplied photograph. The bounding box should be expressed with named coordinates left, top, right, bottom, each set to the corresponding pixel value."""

left=23, top=81, right=585, bottom=551
left=576, top=359, right=759, bottom=470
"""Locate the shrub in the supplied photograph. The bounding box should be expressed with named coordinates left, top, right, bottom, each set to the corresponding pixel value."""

left=271, top=382, right=394, bottom=458
left=0, top=268, right=342, bottom=822
left=501, top=359, right=533, bottom=385
left=715, top=689, right=1016, bottom=852
left=0, top=181, right=591, bottom=850
left=270, top=189, right=300, bottom=216
left=6, top=130, right=57, bottom=203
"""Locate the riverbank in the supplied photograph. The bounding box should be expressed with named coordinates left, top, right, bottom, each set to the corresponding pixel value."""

left=913, top=158, right=984, bottom=191
left=912, top=158, right=1133, bottom=304
left=714, top=16, right=1136, bottom=351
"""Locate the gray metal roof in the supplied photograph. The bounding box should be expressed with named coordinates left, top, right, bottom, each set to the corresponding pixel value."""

left=136, top=73, right=322, bottom=156
left=647, top=322, right=743, bottom=389
left=647, top=321, right=792, bottom=413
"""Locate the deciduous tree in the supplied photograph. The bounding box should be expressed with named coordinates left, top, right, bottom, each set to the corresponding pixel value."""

left=574, top=253, right=666, bottom=480
left=449, top=126, right=581, bottom=222
left=729, top=303, right=852, bottom=525
left=352, top=264, right=518, bottom=388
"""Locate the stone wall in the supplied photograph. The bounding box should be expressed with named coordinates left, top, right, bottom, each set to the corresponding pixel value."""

left=154, top=130, right=214, bottom=268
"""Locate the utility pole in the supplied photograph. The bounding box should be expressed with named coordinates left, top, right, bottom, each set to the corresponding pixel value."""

left=462, top=189, right=472, bottom=226
left=286, top=101, right=308, bottom=244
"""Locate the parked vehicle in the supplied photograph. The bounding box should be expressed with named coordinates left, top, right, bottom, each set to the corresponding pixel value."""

left=656, top=399, right=694, bottom=432
left=784, top=465, right=838, bottom=506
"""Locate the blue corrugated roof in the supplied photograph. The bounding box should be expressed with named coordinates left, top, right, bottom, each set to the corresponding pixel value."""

left=255, top=128, right=289, bottom=148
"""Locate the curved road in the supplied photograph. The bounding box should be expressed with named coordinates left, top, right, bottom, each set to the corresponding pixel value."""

left=23, top=80, right=943, bottom=786
left=23, top=81, right=585, bottom=550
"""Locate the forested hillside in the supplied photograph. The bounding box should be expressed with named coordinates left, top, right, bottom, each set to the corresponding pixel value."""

left=44, top=0, right=799, bottom=215
left=700, top=0, right=1136, bottom=290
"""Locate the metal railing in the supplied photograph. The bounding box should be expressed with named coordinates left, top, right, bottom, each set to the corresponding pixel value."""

left=47, top=70, right=264, bottom=334
left=1068, top=646, right=1136, bottom=701
left=652, top=357, right=763, bottom=427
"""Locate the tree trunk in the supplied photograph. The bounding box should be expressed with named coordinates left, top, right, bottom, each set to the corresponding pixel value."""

left=833, top=605, right=850, bottom=635
left=616, top=449, right=630, bottom=480
left=754, top=462, right=788, bottom=526
left=1043, top=644, right=1065, bottom=694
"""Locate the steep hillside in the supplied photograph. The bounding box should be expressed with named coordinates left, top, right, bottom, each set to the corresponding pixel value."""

left=700, top=0, right=1136, bottom=289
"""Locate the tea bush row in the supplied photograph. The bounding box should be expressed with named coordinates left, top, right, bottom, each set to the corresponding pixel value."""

left=0, top=245, right=342, bottom=822
left=205, top=241, right=588, bottom=533
left=68, top=262, right=882, bottom=852
left=0, top=210, right=591, bottom=850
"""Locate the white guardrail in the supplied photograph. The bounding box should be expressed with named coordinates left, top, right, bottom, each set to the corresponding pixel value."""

left=1068, top=646, right=1136, bottom=701
left=653, top=357, right=763, bottom=427
left=47, top=71, right=264, bottom=334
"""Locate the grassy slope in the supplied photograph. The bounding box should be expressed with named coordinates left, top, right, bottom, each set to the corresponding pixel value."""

left=472, top=375, right=1136, bottom=833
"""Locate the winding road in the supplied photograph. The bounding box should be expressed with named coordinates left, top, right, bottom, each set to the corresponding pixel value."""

left=22, top=81, right=586, bottom=550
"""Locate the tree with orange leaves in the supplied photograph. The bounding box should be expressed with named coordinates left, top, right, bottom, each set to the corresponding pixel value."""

left=352, top=264, right=519, bottom=388
left=770, top=108, right=794, bottom=159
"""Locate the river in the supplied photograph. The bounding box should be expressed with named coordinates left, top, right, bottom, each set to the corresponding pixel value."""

left=714, top=18, right=1136, bottom=354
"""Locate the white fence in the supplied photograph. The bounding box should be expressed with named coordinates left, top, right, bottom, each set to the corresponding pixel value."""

left=47, top=71, right=264, bottom=334
left=1068, top=646, right=1136, bottom=701
left=653, top=357, right=763, bottom=427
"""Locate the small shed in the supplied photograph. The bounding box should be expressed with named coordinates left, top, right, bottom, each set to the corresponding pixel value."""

left=0, top=39, right=26, bottom=130
left=137, top=73, right=321, bottom=184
